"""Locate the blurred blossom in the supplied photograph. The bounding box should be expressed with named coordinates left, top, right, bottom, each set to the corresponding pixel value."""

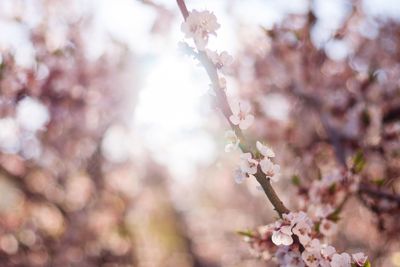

left=259, top=94, right=290, bottom=122
left=0, top=177, right=24, bottom=214
left=102, top=124, right=132, bottom=163
left=16, top=97, right=49, bottom=132
left=0, top=234, right=18, bottom=255
left=0, top=117, right=20, bottom=153
left=30, top=203, right=65, bottom=237
left=325, top=39, right=352, bottom=61
left=64, top=173, right=93, bottom=211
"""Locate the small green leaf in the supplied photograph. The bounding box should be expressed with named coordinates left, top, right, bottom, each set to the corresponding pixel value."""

left=291, top=175, right=301, bottom=186
left=353, top=151, right=366, bottom=174
left=371, top=178, right=385, bottom=187
left=314, top=221, right=320, bottom=232
left=363, top=260, right=371, bottom=267
left=327, top=210, right=341, bottom=222
left=236, top=230, right=255, bottom=238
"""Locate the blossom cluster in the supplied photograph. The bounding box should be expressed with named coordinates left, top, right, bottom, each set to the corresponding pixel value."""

left=246, top=211, right=369, bottom=267
left=181, top=10, right=220, bottom=50
left=233, top=141, right=280, bottom=184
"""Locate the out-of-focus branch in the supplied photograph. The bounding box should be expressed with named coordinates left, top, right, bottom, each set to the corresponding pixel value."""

left=359, top=184, right=400, bottom=204
left=176, top=0, right=289, bottom=217
left=383, top=104, right=400, bottom=123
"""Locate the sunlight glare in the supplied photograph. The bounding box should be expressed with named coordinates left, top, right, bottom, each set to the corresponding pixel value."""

left=134, top=54, right=216, bottom=181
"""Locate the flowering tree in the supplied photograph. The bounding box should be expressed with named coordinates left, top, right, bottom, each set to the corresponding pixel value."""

left=176, top=0, right=400, bottom=266
left=0, top=0, right=399, bottom=266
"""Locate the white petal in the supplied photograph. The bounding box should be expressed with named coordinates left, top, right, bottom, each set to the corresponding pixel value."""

left=234, top=169, right=246, bottom=184
left=321, top=245, right=336, bottom=259
left=230, top=100, right=240, bottom=115
left=225, top=143, right=234, bottom=152
left=271, top=230, right=294, bottom=246
left=240, top=153, right=252, bottom=160
left=239, top=115, right=254, bottom=130
left=229, top=115, right=240, bottom=125
left=240, top=101, right=251, bottom=113
left=352, top=252, right=368, bottom=266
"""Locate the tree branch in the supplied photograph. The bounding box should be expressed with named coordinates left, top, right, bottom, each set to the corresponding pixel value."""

left=176, top=0, right=289, bottom=216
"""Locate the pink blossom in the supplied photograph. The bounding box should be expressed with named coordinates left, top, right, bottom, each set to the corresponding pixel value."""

left=256, top=141, right=275, bottom=158
left=239, top=153, right=258, bottom=175
left=331, top=253, right=351, bottom=267
left=229, top=101, right=254, bottom=130
left=352, top=252, right=368, bottom=266
left=181, top=10, right=220, bottom=50
left=260, top=158, right=280, bottom=182
left=271, top=222, right=293, bottom=246
left=206, top=50, right=234, bottom=74
left=319, top=219, right=338, bottom=237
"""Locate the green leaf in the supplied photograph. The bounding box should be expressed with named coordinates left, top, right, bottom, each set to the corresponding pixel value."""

left=236, top=230, right=255, bottom=238
left=327, top=210, right=341, bottom=222
left=371, top=178, right=385, bottom=187
left=291, top=175, right=301, bottom=186
left=363, top=260, right=371, bottom=267
left=314, top=221, right=320, bottom=232
left=353, top=151, right=366, bottom=174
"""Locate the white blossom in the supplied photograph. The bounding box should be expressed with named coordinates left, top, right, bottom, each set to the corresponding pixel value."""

left=260, top=157, right=280, bottom=182
left=320, top=245, right=337, bottom=267
left=234, top=168, right=247, bottom=184
left=307, top=204, right=334, bottom=220
left=256, top=141, right=275, bottom=158
left=301, top=250, right=320, bottom=267
left=352, top=252, right=368, bottom=266
left=181, top=10, right=220, bottom=50
left=239, top=153, right=258, bottom=175
left=206, top=49, right=234, bottom=74
left=331, top=253, right=351, bottom=267
left=292, top=220, right=312, bottom=245
left=285, top=211, right=312, bottom=226
left=305, top=239, right=321, bottom=253
left=229, top=101, right=254, bottom=130
left=271, top=221, right=293, bottom=246
left=224, top=130, right=239, bottom=152
left=282, top=251, right=305, bottom=267
left=319, top=219, right=338, bottom=237
left=16, top=97, right=50, bottom=132
left=321, top=245, right=336, bottom=259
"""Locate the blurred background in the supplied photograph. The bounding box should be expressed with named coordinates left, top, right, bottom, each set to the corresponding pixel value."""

left=0, top=0, right=399, bottom=266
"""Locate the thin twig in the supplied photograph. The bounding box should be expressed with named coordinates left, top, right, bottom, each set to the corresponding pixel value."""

left=359, top=184, right=400, bottom=204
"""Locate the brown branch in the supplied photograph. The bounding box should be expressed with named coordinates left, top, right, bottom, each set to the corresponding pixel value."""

left=176, top=0, right=289, bottom=217
left=176, top=0, right=189, bottom=20
left=359, top=184, right=400, bottom=204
